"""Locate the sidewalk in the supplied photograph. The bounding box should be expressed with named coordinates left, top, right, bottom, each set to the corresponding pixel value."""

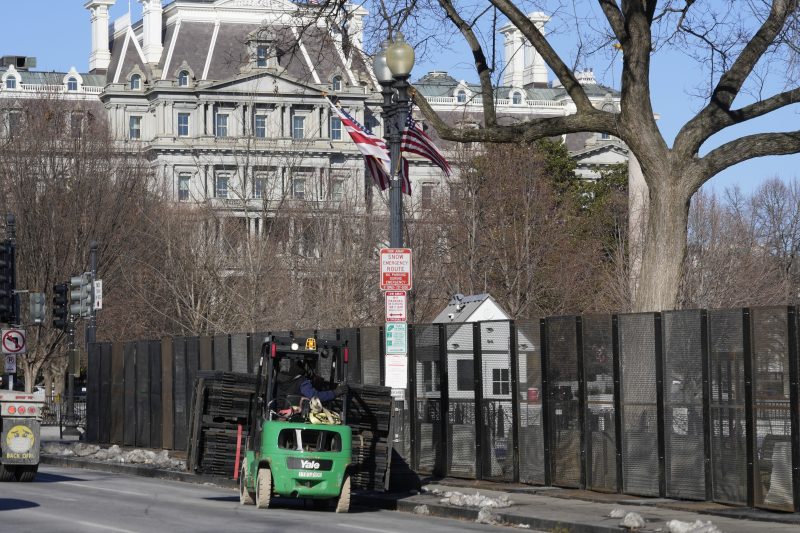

left=37, top=436, right=800, bottom=532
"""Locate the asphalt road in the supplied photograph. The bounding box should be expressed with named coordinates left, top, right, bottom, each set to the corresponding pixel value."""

left=0, top=465, right=513, bottom=533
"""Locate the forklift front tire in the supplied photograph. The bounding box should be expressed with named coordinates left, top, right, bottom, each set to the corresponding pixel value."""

left=239, top=465, right=255, bottom=505
left=334, top=474, right=351, bottom=513
left=255, top=467, right=273, bottom=509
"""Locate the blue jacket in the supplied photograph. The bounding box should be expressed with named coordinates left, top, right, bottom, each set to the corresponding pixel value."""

left=300, top=378, right=335, bottom=402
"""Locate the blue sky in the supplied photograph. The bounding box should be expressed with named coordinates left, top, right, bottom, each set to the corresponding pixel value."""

left=3, top=0, right=799, bottom=195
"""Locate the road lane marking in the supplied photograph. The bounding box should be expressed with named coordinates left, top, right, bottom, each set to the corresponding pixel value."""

left=347, top=524, right=404, bottom=533
left=71, top=519, right=142, bottom=533
left=60, top=481, right=148, bottom=498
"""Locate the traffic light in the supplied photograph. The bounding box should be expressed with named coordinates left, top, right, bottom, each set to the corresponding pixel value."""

left=69, top=274, right=93, bottom=318
left=52, top=282, right=68, bottom=330
left=29, top=292, right=46, bottom=325
left=0, top=241, right=13, bottom=323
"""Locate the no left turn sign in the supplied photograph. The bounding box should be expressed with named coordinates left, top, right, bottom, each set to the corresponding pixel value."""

left=2, top=329, right=26, bottom=355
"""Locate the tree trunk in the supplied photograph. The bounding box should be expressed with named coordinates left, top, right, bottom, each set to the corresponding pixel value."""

left=633, top=180, right=691, bottom=312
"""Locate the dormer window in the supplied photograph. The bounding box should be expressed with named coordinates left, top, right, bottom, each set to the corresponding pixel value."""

left=178, top=70, right=189, bottom=87
left=512, top=92, right=522, bottom=105
left=130, top=74, right=141, bottom=90
left=67, top=77, right=78, bottom=91
left=5, top=78, right=16, bottom=90
left=256, top=46, right=268, bottom=67
left=456, top=90, right=466, bottom=103
left=332, top=76, right=342, bottom=91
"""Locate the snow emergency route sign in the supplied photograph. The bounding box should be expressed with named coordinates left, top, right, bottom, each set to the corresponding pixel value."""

left=380, top=248, right=412, bottom=291
left=1, top=329, right=26, bottom=355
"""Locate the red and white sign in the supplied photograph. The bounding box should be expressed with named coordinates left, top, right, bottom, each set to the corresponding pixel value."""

left=1, top=329, right=26, bottom=355
left=380, top=248, right=412, bottom=291
left=385, top=291, right=407, bottom=322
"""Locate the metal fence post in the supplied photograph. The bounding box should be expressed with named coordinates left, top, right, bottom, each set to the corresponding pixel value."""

left=438, top=323, right=449, bottom=477
left=612, top=314, right=623, bottom=493
left=379, top=325, right=386, bottom=386
left=576, top=316, right=586, bottom=489
left=510, top=320, right=521, bottom=483
left=742, top=308, right=755, bottom=508
left=701, top=310, right=713, bottom=502
left=541, top=318, right=552, bottom=486
left=473, top=322, right=484, bottom=480
left=788, top=307, right=800, bottom=512
left=408, top=323, right=418, bottom=474
left=655, top=313, right=666, bottom=498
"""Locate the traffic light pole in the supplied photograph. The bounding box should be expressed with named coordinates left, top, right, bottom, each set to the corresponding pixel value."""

left=86, top=242, right=97, bottom=349
left=64, top=313, right=79, bottom=437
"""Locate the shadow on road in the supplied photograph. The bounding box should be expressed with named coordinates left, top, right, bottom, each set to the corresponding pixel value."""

left=203, top=495, right=381, bottom=514
left=0, top=499, right=40, bottom=512
left=32, top=472, right=86, bottom=483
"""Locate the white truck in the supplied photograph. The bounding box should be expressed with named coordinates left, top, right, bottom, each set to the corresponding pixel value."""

left=0, top=389, right=44, bottom=482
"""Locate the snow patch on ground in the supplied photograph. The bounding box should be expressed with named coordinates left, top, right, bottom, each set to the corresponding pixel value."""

left=42, top=442, right=185, bottom=470
left=666, top=519, right=721, bottom=533
left=620, top=511, right=645, bottom=529
left=423, top=487, right=513, bottom=509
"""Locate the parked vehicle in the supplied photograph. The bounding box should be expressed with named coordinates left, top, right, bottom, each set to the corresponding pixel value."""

left=0, top=389, right=45, bottom=482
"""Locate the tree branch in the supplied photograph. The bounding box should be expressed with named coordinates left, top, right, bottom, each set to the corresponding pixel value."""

left=490, top=0, right=594, bottom=112
left=437, top=0, right=497, bottom=127
left=598, top=0, right=627, bottom=43
left=700, top=130, right=800, bottom=182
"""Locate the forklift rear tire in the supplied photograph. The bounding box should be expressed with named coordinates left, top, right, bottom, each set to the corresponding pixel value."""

left=0, top=463, right=15, bottom=482
left=334, top=474, right=351, bottom=513
left=13, top=465, right=37, bottom=483
left=239, top=465, right=255, bottom=505
left=255, top=467, right=273, bottom=509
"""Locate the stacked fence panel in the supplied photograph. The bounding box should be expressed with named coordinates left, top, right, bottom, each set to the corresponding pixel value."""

left=750, top=307, right=794, bottom=511
left=545, top=316, right=582, bottom=487
left=414, top=323, right=443, bottom=474
left=618, top=313, right=660, bottom=496
left=708, top=309, right=747, bottom=505
left=446, top=323, right=476, bottom=478
left=361, top=327, right=381, bottom=385
left=480, top=321, right=514, bottom=481
left=581, top=315, right=616, bottom=492
left=516, top=319, right=545, bottom=484
left=662, top=310, right=706, bottom=500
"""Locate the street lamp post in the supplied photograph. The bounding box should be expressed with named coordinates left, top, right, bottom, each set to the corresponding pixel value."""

left=373, top=33, right=415, bottom=248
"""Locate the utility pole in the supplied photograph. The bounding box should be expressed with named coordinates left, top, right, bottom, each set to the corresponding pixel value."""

left=86, top=241, right=97, bottom=349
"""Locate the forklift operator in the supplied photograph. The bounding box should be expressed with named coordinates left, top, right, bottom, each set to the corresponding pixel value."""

left=275, top=359, right=348, bottom=403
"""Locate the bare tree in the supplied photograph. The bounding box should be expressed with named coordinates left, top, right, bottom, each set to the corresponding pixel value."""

left=368, top=0, right=800, bottom=312
left=0, top=95, right=156, bottom=391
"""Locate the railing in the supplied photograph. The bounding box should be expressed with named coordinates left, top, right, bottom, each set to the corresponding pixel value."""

left=11, top=83, right=104, bottom=95
left=425, top=95, right=567, bottom=109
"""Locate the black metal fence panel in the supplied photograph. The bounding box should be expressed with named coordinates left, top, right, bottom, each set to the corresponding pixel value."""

left=708, top=309, right=747, bottom=505
left=360, top=327, right=381, bottom=385
left=86, top=343, right=101, bottom=443
left=582, top=315, right=616, bottom=492
left=110, top=343, right=124, bottom=445
left=172, top=337, right=188, bottom=452
left=619, top=313, right=660, bottom=496
left=338, top=328, right=361, bottom=384
left=213, top=335, right=230, bottom=371
left=516, top=319, right=545, bottom=485
left=230, top=334, right=248, bottom=374
left=99, top=343, right=112, bottom=444
left=135, top=340, right=151, bottom=448
left=249, top=333, right=268, bottom=374
left=545, top=316, right=582, bottom=488
left=316, top=329, right=338, bottom=380
left=149, top=340, right=163, bottom=450
left=750, top=307, right=794, bottom=511
left=413, top=323, right=443, bottom=474
left=123, top=342, right=136, bottom=447
left=480, top=321, right=514, bottom=481
left=446, top=323, right=476, bottom=478
left=662, top=310, right=706, bottom=500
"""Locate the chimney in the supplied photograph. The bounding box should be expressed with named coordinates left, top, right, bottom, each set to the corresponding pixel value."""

left=85, top=0, right=117, bottom=73
left=139, top=0, right=163, bottom=64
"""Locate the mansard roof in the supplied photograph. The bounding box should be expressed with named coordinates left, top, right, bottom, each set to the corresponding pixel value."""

left=106, top=1, right=372, bottom=91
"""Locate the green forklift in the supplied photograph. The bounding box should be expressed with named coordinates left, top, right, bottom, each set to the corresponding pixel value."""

left=238, top=335, right=352, bottom=512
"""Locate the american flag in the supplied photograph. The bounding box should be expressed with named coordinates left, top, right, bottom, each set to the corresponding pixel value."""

left=328, top=99, right=411, bottom=194
left=401, top=106, right=452, bottom=176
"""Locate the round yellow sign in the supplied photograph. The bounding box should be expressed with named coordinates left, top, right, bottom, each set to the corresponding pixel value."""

left=6, top=424, right=35, bottom=454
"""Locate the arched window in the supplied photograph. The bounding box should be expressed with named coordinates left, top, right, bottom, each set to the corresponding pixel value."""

left=456, top=90, right=466, bottom=103
left=178, top=71, right=189, bottom=87
left=130, top=74, right=141, bottom=90
left=512, top=92, right=522, bottom=105
left=67, top=77, right=78, bottom=91
left=5, top=78, right=16, bottom=90
left=332, top=76, right=342, bottom=91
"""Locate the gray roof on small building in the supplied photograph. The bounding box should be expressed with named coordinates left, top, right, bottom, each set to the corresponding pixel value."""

left=433, top=293, right=493, bottom=324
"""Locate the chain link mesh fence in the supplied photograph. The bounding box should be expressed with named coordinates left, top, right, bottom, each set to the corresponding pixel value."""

left=582, top=314, right=616, bottom=492
left=619, top=313, right=660, bottom=496
left=751, top=307, right=794, bottom=511
left=446, top=323, right=476, bottom=478
left=662, top=310, right=706, bottom=500
left=480, top=321, right=514, bottom=481
left=516, top=319, right=545, bottom=484
left=414, top=323, right=443, bottom=474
